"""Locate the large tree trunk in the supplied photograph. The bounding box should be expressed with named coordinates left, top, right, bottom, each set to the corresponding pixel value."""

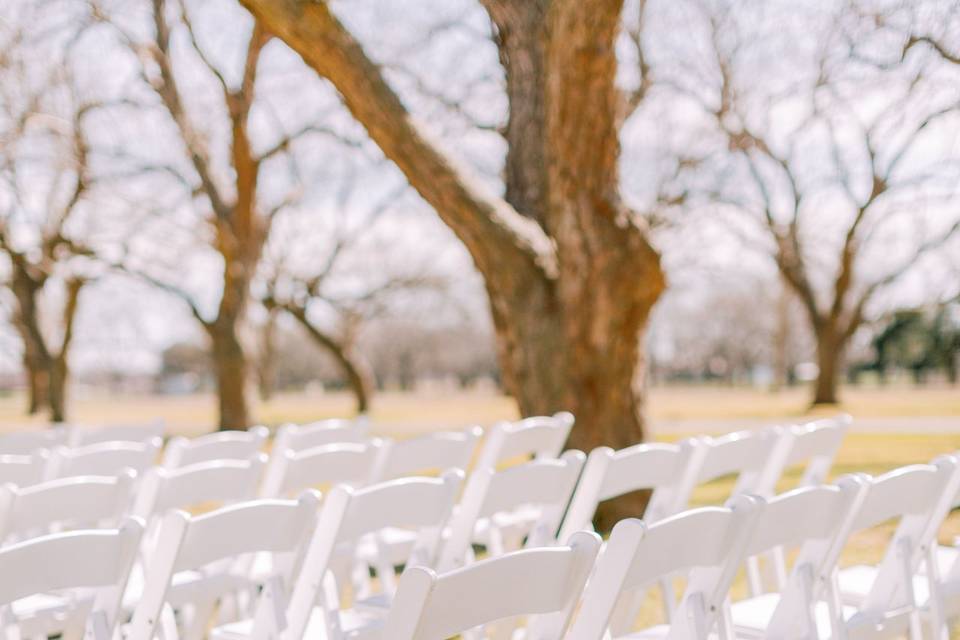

left=813, top=326, right=843, bottom=405
left=238, top=0, right=666, bottom=527
left=48, top=355, right=68, bottom=423
left=23, top=352, right=49, bottom=415
left=210, top=322, right=250, bottom=430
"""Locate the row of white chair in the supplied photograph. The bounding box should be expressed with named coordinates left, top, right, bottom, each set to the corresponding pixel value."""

left=0, top=412, right=851, bottom=639
left=5, top=454, right=960, bottom=639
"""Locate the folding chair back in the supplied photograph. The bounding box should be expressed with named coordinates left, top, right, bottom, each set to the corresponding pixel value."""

left=0, top=427, right=66, bottom=455
left=69, top=420, right=165, bottom=447
left=260, top=441, right=382, bottom=497
left=672, top=430, right=778, bottom=512
left=0, top=518, right=143, bottom=640
left=375, top=427, right=482, bottom=480
left=128, top=492, right=319, bottom=640
left=731, top=478, right=867, bottom=638
left=844, top=459, right=959, bottom=616
left=473, top=412, right=573, bottom=471
left=569, top=494, right=763, bottom=639
left=48, top=440, right=161, bottom=479
left=0, top=471, right=136, bottom=543
left=273, top=418, right=369, bottom=454
left=383, top=531, right=600, bottom=640
left=162, top=426, right=269, bottom=468
left=263, top=473, right=464, bottom=640
left=0, top=451, right=49, bottom=487
left=754, top=415, right=850, bottom=497
left=133, top=455, right=266, bottom=522
left=440, top=450, right=585, bottom=569
left=559, top=439, right=697, bottom=541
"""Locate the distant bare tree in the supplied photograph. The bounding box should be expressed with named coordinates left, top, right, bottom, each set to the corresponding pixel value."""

left=259, top=178, right=447, bottom=414
left=0, top=27, right=97, bottom=422
left=670, top=0, right=960, bottom=404
left=91, top=0, right=344, bottom=429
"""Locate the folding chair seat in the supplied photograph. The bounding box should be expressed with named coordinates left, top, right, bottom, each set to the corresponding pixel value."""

left=567, top=495, right=763, bottom=640
left=209, top=472, right=463, bottom=640
left=0, top=518, right=142, bottom=640
left=260, top=441, right=383, bottom=498
left=559, top=439, right=698, bottom=542
left=127, top=492, right=319, bottom=640
left=272, top=418, right=370, bottom=455
left=0, top=451, right=49, bottom=487
left=0, top=427, right=66, bottom=455
left=438, top=450, right=585, bottom=570
left=0, top=470, right=136, bottom=544
left=473, top=412, right=574, bottom=471
left=68, top=420, right=165, bottom=447
left=373, top=426, right=482, bottom=480
left=48, top=440, right=161, bottom=479
left=162, top=426, right=269, bottom=469
left=383, top=530, right=600, bottom=640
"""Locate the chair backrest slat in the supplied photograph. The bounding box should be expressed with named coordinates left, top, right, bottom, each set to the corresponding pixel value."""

left=473, top=412, right=573, bottom=471
left=0, top=428, right=66, bottom=455
left=559, top=440, right=697, bottom=541
left=383, top=531, right=600, bottom=640
left=0, top=451, right=49, bottom=487
left=162, top=426, right=268, bottom=469
left=273, top=418, right=369, bottom=455
left=260, top=441, right=382, bottom=498
left=376, top=427, right=482, bottom=480
left=49, top=440, right=161, bottom=479
left=0, top=471, right=135, bottom=542
left=69, top=420, right=165, bottom=447
left=0, top=518, right=143, bottom=638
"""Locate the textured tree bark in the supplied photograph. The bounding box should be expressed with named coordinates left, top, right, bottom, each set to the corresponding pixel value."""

left=238, top=0, right=666, bottom=526
left=812, top=326, right=842, bottom=405
left=210, top=322, right=250, bottom=430
left=48, top=357, right=68, bottom=423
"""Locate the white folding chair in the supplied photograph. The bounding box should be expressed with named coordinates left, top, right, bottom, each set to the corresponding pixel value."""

left=438, top=450, right=585, bottom=570
left=373, top=427, right=482, bottom=481
left=383, top=530, right=600, bottom=640
left=127, top=492, right=320, bottom=640
left=558, top=439, right=698, bottom=542
left=0, top=427, right=66, bottom=455
left=0, top=451, right=49, bottom=488
left=260, top=441, right=383, bottom=498
left=68, top=420, right=165, bottom=447
left=829, top=458, right=960, bottom=640
left=47, top=440, right=161, bottom=479
left=272, top=418, right=369, bottom=455
left=754, top=415, right=851, bottom=498
left=568, top=494, right=763, bottom=640
left=214, top=472, right=463, bottom=640
left=162, top=427, right=269, bottom=469
left=0, top=518, right=142, bottom=640
left=473, top=412, right=574, bottom=472
left=0, top=470, right=136, bottom=544
left=726, top=478, right=867, bottom=639
left=670, top=429, right=780, bottom=513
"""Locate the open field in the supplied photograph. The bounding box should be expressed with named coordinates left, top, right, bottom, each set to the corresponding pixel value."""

left=1, top=383, right=957, bottom=436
